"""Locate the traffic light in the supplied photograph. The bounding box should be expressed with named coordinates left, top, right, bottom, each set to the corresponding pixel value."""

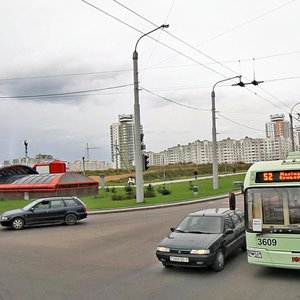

left=142, top=154, right=150, bottom=171
left=140, top=133, right=146, bottom=150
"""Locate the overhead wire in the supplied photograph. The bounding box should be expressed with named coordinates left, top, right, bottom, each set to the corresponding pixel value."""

left=81, top=0, right=231, bottom=78
left=83, top=0, right=262, bottom=133
left=115, top=0, right=300, bottom=118
left=142, top=86, right=266, bottom=132
left=2, top=49, right=300, bottom=82
left=109, top=0, right=298, bottom=128
left=217, top=113, right=265, bottom=133
left=1, top=1, right=296, bottom=133
left=134, top=0, right=176, bottom=80
left=141, top=87, right=210, bottom=112
left=111, top=0, right=239, bottom=78
left=0, top=83, right=133, bottom=99
left=197, top=0, right=297, bottom=47
left=149, top=0, right=298, bottom=68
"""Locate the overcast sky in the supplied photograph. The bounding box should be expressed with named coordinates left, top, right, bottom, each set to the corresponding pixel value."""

left=1, top=0, right=300, bottom=163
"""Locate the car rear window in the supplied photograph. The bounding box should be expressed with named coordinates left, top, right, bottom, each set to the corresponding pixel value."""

left=51, top=200, right=65, bottom=208
left=64, top=199, right=79, bottom=207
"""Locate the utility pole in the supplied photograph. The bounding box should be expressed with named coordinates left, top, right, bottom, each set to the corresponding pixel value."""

left=24, top=140, right=29, bottom=166
left=82, top=156, right=85, bottom=175
left=289, top=113, right=295, bottom=151
left=211, top=75, right=263, bottom=189
left=289, top=102, right=300, bottom=152
left=211, top=76, right=241, bottom=190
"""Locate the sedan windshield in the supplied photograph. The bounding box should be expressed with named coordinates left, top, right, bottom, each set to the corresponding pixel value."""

left=176, top=216, right=222, bottom=234
left=23, top=199, right=42, bottom=211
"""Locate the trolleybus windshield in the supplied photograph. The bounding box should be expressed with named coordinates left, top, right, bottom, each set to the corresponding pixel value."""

left=246, top=187, right=300, bottom=232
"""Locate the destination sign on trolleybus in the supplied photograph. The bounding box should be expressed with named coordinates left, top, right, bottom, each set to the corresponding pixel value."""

left=256, top=171, right=300, bottom=183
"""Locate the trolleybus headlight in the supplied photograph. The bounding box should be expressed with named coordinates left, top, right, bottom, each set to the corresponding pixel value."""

left=247, top=250, right=262, bottom=258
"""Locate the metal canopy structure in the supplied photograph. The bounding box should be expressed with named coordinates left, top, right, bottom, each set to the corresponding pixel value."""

left=0, top=165, right=38, bottom=177
left=0, top=165, right=98, bottom=199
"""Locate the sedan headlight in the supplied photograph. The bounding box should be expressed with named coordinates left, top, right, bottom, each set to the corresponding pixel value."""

left=0, top=216, right=9, bottom=221
left=190, top=249, right=210, bottom=255
left=157, top=246, right=170, bottom=252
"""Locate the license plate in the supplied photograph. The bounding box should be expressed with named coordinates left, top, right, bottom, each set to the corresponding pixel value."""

left=170, top=256, right=189, bottom=263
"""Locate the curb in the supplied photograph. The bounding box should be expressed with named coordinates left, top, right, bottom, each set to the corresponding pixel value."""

left=87, top=192, right=241, bottom=215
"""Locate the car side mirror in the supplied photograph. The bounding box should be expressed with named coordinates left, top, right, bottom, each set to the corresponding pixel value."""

left=170, top=227, right=175, bottom=232
left=229, top=192, right=236, bottom=210
left=30, top=207, right=35, bottom=212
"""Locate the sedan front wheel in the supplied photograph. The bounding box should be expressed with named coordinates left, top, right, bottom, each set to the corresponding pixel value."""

left=12, top=217, right=25, bottom=230
left=212, top=249, right=225, bottom=272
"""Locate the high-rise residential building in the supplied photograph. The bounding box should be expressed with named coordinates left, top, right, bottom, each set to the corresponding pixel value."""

left=265, top=114, right=290, bottom=139
left=145, top=136, right=292, bottom=167
left=110, top=114, right=143, bottom=170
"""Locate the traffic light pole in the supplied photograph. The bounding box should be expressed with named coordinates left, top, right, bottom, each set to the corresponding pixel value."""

left=132, top=25, right=169, bottom=203
left=133, top=50, right=144, bottom=203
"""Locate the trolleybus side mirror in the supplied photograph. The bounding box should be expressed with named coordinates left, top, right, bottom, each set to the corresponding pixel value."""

left=229, top=192, right=236, bottom=210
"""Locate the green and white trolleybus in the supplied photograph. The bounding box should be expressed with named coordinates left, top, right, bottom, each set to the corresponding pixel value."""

left=244, top=154, right=300, bottom=269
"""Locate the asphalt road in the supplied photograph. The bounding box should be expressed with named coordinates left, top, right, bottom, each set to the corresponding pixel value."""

left=0, top=196, right=300, bottom=300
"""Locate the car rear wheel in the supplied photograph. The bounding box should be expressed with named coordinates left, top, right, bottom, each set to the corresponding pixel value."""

left=65, top=213, right=77, bottom=225
left=12, top=217, right=25, bottom=230
left=212, top=249, right=225, bottom=272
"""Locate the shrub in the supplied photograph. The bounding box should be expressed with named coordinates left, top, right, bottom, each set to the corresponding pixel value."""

left=144, top=184, right=156, bottom=198
left=157, top=185, right=171, bottom=195
left=124, top=185, right=133, bottom=193
left=112, top=194, right=124, bottom=201
left=112, top=193, right=135, bottom=201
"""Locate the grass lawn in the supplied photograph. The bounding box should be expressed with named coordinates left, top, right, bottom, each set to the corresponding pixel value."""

left=0, top=174, right=245, bottom=213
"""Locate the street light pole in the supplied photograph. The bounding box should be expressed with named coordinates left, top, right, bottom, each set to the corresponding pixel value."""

left=289, top=101, right=300, bottom=152
left=211, top=76, right=241, bottom=190
left=133, top=24, right=169, bottom=203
